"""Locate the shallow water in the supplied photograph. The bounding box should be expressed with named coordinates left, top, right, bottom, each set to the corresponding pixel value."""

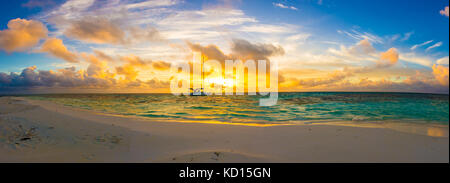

left=26, top=92, right=449, bottom=125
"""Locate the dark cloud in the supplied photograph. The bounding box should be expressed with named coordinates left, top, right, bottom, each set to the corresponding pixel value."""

left=0, top=65, right=170, bottom=93
left=230, top=38, right=285, bottom=61
left=0, top=66, right=114, bottom=89
left=187, top=38, right=285, bottom=62
left=186, top=41, right=229, bottom=61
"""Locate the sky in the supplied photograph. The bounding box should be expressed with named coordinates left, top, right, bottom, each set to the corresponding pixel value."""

left=0, top=0, right=448, bottom=94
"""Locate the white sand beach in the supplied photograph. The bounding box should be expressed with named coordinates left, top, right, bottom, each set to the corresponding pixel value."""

left=0, top=96, right=448, bottom=163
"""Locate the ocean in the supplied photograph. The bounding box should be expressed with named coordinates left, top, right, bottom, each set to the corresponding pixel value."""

left=24, top=92, right=449, bottom=126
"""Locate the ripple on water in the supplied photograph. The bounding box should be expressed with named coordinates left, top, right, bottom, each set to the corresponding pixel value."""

left=26, top=93, right=449, bottom=126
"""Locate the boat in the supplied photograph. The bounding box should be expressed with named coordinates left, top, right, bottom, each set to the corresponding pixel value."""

left=189, top=87, right=206, bottom=96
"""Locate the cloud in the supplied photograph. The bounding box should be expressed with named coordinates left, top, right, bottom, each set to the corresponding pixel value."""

left=187, top=41, right=229, bottom=61
left=128, top=26, right=163, bottom=43
left=152, top=61, right=171, bottom=70
left=279, top=67, right=448, bottom=93
left=440, top=6, right=449, bottom=17
left=399, top=53, right=433, bottom=67
left=40, top=38, right=79, bottom=63
left=0, top=66, right=96, bottom=88
left=273, top=3, right=298, bottom=10
left=337, top=29, right=383, bottom=44
left=400, top=31, right=414, bottom=41
left=2, top=0, right=447, bottom=95
left=158, top=8, right=256, bottom=29
left=64, top=17, right=125, bottom=44
left=22, top=0, right=57, bottom=9
left=425, top=42, right=443, bottom=52
left=437, top=56, right=449, bottom=65
left=0, top=49, right=172, bottom=93
left=115, top=65, right=140, bottom=81
left=125, top=0, right=178, bottom=9
left=432, top=64, right=449, bottom=86
left=45, top=0, right=178, bottom=30
left=349, top=39, right=375, bottom=55
left=0, top=18, right=48, bottom=53
left=286, top=34, right=311, bottom=41
left=60, top=15, right=164, bottom=45
left=157, top=8, right=257, bottom=41
left=296, top=70, right=352, bottom=88
left=93, top=50, right=115, bottom=62
left=239, top=24, right=296, bottom=33
left=40, top=0, right=292, bottom=63
left=0, top=65, right=170, bottom=93
left=410, top=40, right=433, bottom=50
left=326, top=39, right=378, bottom=64
left=230, top=38, right=285, bottom=60
left=120, top=55, right=152, bottom=67
left=378, top=48, right=399, bottom=67
left=116, top=55, right=152, bottom=81
left=81, top=53, right=116, bottom=80
left=186, top=38, right=284, bottom=77
left=60, top=0, right=95, bottom=12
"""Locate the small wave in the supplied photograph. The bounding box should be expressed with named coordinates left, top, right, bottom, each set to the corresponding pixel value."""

left=26, top=93, right=449, bottom=126
left=139, top=114, right=175, bottom=118
left=187, top=106, right=213, bottom=110
left=352, top=116, right=369, bottom=121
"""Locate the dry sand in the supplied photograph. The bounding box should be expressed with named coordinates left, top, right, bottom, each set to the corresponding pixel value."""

left=0, top=96, right=448, bottom=163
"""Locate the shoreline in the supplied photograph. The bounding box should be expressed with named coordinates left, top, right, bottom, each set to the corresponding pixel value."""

left=0, top=96, right=448, bottom=162
left=22, top=96, right=450, bottom=138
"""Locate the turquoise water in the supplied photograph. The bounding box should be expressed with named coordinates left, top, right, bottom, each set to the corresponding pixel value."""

left=26, top=92, right=449, bottom=125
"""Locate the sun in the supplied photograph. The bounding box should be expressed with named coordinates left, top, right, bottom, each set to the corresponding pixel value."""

left=205, top=78, right=235, bottom=88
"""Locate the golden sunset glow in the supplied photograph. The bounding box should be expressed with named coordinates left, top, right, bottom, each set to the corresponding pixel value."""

left=0, top=0, right=447, bottom=95
left=0, top=0, right=449, bottom=165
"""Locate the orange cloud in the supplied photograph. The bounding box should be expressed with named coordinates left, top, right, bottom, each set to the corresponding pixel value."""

left=440, top=6, right=449, bottom=17
left=93, top=50, right=115, bottom=62
left=120, top=55, right=151, bottom=67
left=116, top=55, right=152, bottom=81
left=152, top=61, right=171, bottom=70
left=0, top=18, right=48, bottom=52
left=432, top=64, right=449, bottom=86
left=41, top=38, right=79, bottom=63
left=295, top=70, right=352, bottom=88
left=277, top=65, right=449, bottom=93
left=349, top=39, right=375, bottom=55
left=81, top=53, right=116, bottom=80
left=65, top=17, right=125, bottom=44
left=378, top=48, right=399, bottom=66
left=116, top=64, right=139, bottom=81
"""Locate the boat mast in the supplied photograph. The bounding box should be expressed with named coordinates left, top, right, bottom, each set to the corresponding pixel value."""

left=201, top=55, right=204, bottom=90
